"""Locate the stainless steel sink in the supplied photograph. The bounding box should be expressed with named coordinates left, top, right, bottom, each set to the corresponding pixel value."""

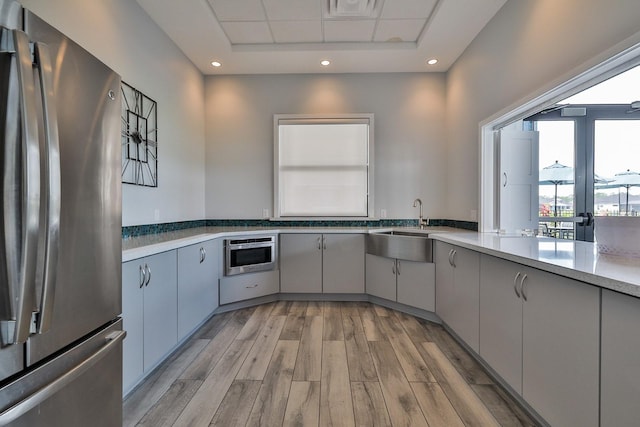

left=366, top=232, right=433, bottom=262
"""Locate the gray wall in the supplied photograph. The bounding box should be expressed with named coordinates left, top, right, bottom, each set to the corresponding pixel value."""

left=21, top=0, right=206, bottom=226
left=205, top=74, right=446, bottom=218
left=446, top=0, right=640, bottom=221
left=204, top=73, right=447, bottom=219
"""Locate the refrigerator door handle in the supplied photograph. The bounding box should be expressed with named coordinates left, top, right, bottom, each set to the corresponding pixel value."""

left=0, top=330, right=126, bottom=425
left=0, top=29, right=40, bottom=345
left=33, top=42, right=61, bottom=334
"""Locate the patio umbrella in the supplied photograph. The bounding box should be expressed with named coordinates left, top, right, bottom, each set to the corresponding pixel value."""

left=539, top=161, right=573, bottom=216
left=606, top=169, right=640, bottom=214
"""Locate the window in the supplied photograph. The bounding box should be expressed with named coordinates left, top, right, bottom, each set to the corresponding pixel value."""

left=274, top=114, right=374, bottom=218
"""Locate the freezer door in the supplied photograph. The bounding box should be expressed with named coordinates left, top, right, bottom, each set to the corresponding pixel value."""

left=23, top=11, right=122, bottom=364
left=0, top=319, right=124, bottom=427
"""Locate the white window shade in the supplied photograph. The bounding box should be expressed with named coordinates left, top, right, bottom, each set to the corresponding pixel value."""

left=275, top=117, right=373, bottom=218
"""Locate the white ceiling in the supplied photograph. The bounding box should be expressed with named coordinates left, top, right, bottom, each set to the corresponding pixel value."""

left=136, top=0, right=507, bottom=75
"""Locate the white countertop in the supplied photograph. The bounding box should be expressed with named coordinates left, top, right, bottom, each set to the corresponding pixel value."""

left=122, top=226, right=640, bottom=298
left=122, top=226, right=452, bottom=262
left=430, top=232, right=640, bottom=298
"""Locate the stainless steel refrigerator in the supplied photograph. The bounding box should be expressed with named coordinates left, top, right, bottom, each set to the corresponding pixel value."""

left=0, top=1, right=124, bottom=425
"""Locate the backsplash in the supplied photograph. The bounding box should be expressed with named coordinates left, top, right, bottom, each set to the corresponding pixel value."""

left=122, top=218, right=477, bottom=239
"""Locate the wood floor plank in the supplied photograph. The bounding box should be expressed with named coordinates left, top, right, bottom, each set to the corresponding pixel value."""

left=294, top=316, right=323, bottom=381
left=378, top=316, right=435, bottom=382
left=272, top=300, right=293, bottom=316
left=342, top=314, right=378, bottom=381
left=340, top=301, right=362, bottom=317
left=323, top=302, right=344, bottom=341
left=179, top=316, right=245, bottom=381
left=210, top=380, right=262, bottom=427
left=246, top=340, right=300, bottom=427
left=393, top=310, right=435, bottom=343
left=320, top=341, right=355, bottom=427
left=172, top=339, right=253, bottom=427
left=471, top=384, right=538, bottom=427
left=236, top=303, right=276, bottom=340
left=194, top=311, right=232, bottom=339
left=421, top=342, right=500, bottom=426
left=358, top=304, right=386, bottom=341
left=280, top=313, right=306, bottom=340
left=373, top=304, right=393, bottom=317
left=123, top=338, right=208, bottom=426
left=237, top=315, right=287, bottom=380
left=369, top=341, right=429, bottom=427
left=411, top=382, right=465, bottom=427
left=289, top=300, right=309, bottom=315
left=351, top=381, right=392, bottom=427
left=283, top=381, right=321, bottom=427
left=306, top=301, right=324, bottom=316
left=137, top=379, right=202, bottom=427
left=419, top=319, right=493, bottom=385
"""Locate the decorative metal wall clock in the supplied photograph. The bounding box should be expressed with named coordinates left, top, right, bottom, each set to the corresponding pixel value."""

left=121, top=81, right=158, bottom=187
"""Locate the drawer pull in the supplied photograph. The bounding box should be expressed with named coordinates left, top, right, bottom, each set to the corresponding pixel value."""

left=246, top=284, right=259, bottom=289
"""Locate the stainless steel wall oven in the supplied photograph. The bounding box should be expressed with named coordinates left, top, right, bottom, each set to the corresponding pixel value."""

left=224, top=235, right=277, bottom=276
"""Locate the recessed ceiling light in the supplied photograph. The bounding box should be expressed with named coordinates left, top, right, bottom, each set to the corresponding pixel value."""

left=427, top=58, right=438, bottom=65
left=320, top=60, right=331, bottom=66
left=211, top=61, right=222, bottom=67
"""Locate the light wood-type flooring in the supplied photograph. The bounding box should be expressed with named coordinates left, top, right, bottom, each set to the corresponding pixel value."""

left=123, top=301, right=537, bottom=426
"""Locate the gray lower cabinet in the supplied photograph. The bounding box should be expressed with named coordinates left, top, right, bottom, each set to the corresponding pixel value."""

left=365, top=254, right=434, bottom=311
left=434, top=241, right=480, bottom=351
left=122, top=250, right=178, bottom=394
left=365, top=254, right=397, bottom=301
left=177, top=239, right=220, bottom=340
left=280, top=233, right=365, bottom=293
left=479, top=253, right=600, bottom=427
left=219, top=270, right=280, bottom=304
left=601, top=289, right=640, bottom=427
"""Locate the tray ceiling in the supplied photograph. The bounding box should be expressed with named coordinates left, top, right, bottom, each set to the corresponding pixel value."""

left=136, top=0, right=507, bottom=75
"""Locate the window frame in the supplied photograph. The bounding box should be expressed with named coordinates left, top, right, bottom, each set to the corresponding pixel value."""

left=273, top=113, right=375, bottom=219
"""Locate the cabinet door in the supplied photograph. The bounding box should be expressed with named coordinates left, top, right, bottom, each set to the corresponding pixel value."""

left=280, top=234, right=322, bottom=293
left=479, top=254, right=523, bottom=393
left=601, top=289, right=640, bottom=427
left=396, top=260, right=435, bottom=311
left=323, top=234, right=365, bottom=293
left=143, top=250, right=178, bottom=371
left=121, top=259, right=144, bottom=394
left=450, top=246, right=480, bottom=352
left=365, top=254, right=396, bottom=301
left=434, top=241, right=454, bottom=324
left=522, top=269, right=599, bottom=427
left=177, top=239, right=220, bottom=341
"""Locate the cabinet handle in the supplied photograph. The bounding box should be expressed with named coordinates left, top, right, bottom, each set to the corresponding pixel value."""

left=513, top=272, right=521, bottom=298
left=520, top=274, right=528, bottom=301
left=317, top=237, right=321, bottom=250
left=145, top=264, right=152, bottom=287
left=451, top=250, right=457, bottom=268
left=246, top=284, right=258, bottom=289
left=323, top=237, right=327, bottom=250
left=396, top=260, right=401, bottom=275
left=139, top=265, right=146, bottom=288
left=448, top=249, right=453, bottom=266
left=199, top=247, right=206, bottom=263
left=392, top=260, right=396, bottom=275
left=503, top=172, right=508, bottom=187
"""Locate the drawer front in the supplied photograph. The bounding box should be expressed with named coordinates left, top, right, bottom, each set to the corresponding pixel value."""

left=219, top=270, right=279, bottom=304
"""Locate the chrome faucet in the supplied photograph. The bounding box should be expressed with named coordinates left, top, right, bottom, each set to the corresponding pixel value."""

left=413, top=198, right=429, bottom=229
